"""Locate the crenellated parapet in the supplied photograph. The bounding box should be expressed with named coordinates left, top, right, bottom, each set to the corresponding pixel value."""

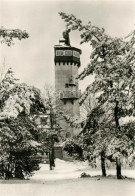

left=54, top=40, right=81, bottom=67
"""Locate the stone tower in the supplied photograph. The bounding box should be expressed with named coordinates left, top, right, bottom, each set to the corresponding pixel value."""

left=54, top=31, right=81, bottom=138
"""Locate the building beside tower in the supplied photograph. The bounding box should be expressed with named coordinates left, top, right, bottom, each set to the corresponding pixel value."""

left=54, top=31, right=81, bottom=138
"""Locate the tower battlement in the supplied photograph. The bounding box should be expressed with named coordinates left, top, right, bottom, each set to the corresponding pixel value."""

left=54, top=45, right=81, bottom=67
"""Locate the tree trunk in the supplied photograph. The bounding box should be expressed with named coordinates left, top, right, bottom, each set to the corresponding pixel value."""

left=101, top=151, right=106, bottom=176
left=49, top=147, right=55, bottom=170
left=15, top=164, right=24, bottom=179
left=114, top=100, right=122, bottom=179
left=5, top=163, right=13, bottom=180
left=1, top=162, right=5, bottom=178
left=116, top=158, right=122, bottom=179
left=49, top=152, right=52, bottom=170
left=114, top=100, right=120, bottom=132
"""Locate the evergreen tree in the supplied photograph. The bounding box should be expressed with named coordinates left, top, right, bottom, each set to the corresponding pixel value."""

left=0, top=72, right=46, bottom=179
left=0, top=27, right=48, bottom=179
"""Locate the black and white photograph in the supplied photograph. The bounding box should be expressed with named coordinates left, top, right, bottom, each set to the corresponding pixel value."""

left=0, top=0, right=135, bottom=195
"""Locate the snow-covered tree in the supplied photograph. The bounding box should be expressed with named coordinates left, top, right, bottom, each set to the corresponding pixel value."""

left=60, top=12, right=135, bottom=179
left=41, top=84, right=63, bottom=170
left=0, top=27, right=28, bottom=46
left=63, top=104, right=108, bottom=176
left=0, top=27, right=47, bottom=179
left=0, top=72, right=46, bottom=179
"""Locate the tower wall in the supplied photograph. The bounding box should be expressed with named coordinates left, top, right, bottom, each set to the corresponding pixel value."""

left=54, top=43, right=81, bottom=138
left=55, top=62, right=78, bottom=91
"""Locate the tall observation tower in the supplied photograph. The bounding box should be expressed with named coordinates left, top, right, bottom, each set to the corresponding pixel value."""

left=54, top=29, right=81, bottom=138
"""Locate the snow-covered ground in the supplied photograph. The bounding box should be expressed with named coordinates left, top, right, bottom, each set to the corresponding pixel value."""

left=31, top=159, right=135, bottom=181
left=0, top=159, right=135, bottom=196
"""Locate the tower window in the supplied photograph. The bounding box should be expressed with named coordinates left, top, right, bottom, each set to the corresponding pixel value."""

left=66, top=132, right=71, bottom=138
left=65, top=83, right=69, bottom=88
left=71, top=100, right=74, bottom=105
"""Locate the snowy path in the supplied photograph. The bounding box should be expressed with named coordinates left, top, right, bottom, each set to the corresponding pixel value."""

left=0, top=159, right=135, bottom=196
left=31, top=158, right=135, bottom=181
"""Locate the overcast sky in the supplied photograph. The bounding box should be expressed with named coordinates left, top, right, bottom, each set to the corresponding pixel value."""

left=0, top=0, right=135, bottom=92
